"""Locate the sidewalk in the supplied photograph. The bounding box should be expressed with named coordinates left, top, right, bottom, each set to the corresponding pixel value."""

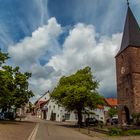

left=58, top=121, right=140, bottom=140
left=0, top=114, right=36, bottom=140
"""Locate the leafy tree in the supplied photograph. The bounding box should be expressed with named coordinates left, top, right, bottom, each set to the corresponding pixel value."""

left=51, top=66, right=104, bottom=125
left=0, top=49, right=9, bottom=65
left=132, top=113, right=140, bottom=126
left=108, top=107, right=118, bottom=118
left=0, top=50, right=34, bottom=111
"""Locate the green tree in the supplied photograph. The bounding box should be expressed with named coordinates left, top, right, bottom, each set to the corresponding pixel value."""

left=0, top=49, right=9, bottom=65
left=132, top=113, right=140, bottom=126
left=0, top=50, right=34, bottom=111
left=51, top=66, right=104, bottom=125
left=0, top=50, right=11, bottom=109
left=108, top=107, right=118, bottom=118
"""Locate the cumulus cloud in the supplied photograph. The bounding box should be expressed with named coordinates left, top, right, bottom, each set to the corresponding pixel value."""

left=8, top=17, right=62, bottom=97
left=8, top=17, right=62, bottom=67
left=8, top=17, right=122, bottom=100
left=47, top=23, right=122, bottom=97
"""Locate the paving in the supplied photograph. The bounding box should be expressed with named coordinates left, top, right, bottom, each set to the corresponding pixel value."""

left=35, top=120, right=94, bottom=140
left=1, top=114, right=140, bottom=140
left=33, top=119, right=140, bottom=140
left=0, top=114, right=36, bottom=140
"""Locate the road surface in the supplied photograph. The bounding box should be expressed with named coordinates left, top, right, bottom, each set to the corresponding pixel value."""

left=29, top=117, right=140, bottom=140
left=32, top=120, right=94, bottom=140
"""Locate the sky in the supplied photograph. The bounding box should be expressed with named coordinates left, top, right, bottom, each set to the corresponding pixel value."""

left=0, top=0, right=140, bottom=101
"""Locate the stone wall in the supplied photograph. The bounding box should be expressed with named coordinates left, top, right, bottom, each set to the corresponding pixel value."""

left=116, top=46, right=140, bottom=124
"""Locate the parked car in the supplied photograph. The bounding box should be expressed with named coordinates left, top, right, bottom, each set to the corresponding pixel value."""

left=85, top=117, right=98, bottom=126
left=4, top=112, right=16, bottom=120
left=0, top=112, right=5, bottom=120
left=111, top=117, right=118, bottom=125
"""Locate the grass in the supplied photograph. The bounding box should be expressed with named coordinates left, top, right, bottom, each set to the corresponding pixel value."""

left=108, top=127, right=140, bottom=136
left=75, top=127, right=108, bottom=138
left=74, top=125, right=140, bottom=139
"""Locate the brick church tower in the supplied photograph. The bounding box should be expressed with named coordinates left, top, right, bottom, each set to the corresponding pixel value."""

left=115, top=4, right=140, bottom=124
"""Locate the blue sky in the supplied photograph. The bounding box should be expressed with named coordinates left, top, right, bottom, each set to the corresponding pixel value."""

left=0, top=0, right=140, bottom=100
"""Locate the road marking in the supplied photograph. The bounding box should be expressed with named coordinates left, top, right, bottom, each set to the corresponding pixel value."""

left=28, top=123, right=39, bottom=140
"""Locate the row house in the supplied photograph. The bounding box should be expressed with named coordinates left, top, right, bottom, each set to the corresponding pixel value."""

left=34, top=91, right=118, bottom=124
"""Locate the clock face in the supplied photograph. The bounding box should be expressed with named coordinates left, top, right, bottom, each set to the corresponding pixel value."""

left=121, top=67, right=125, bottom=74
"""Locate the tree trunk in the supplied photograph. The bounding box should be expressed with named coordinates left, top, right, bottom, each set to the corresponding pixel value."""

left=77, top=109, right=82, bottom=126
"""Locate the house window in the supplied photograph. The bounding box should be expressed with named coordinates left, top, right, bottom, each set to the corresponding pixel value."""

left=100, top=117, right=103, bottom=120
left=53, top=105, right=55, bottom=109
left=65, top=113, right=70, bottom=120
left=96, top=115, right=99, bottom=119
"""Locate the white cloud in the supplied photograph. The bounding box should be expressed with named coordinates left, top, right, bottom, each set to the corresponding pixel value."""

left=133, top=0, right=140, bottom=5
left=30, top=78, right=52, bottom=93
left=8, top=17, right=122, bottom=100
left=8, top=17, right=62, bottom=67
left=8, top=17, right=62, bottom=99
left=0, top=25, right=14, bottom=49
left=47, top=23, right=122, bottom=96
left=48, top=24, right=97, bottom=72
left=34, top=0, right=49, bottom=25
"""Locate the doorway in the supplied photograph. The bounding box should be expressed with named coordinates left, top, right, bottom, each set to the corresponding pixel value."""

left=43, top=110, right=46, bottom=119
left=124, top=106, right=130, bottom=124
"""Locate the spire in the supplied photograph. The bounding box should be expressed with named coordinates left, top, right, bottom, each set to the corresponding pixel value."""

left=118, top=5, right=140, bottom=54
left=126, top=0, right=129, bottom=7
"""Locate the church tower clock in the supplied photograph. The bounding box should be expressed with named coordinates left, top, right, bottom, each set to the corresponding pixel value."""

left=115, top=3, right=140, bottom=124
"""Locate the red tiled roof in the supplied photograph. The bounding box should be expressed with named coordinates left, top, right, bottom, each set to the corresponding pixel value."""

left=34, top=91, right=49, bottom=105
left=36, top=100, right=49, bottom=108
left=97, top=105, right=104, bottom=109
left=105, top=98, right=118, bottom=107
left=40, top=100, right=49, bottom=106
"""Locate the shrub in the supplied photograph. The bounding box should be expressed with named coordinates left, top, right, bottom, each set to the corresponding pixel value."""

left=123, top=130, right=140, bottom=136
left=98, top=121, right=104, bottom=128
left=108, top=128, right=122, bottom=136
left=132, top=113, right=140, bottom=126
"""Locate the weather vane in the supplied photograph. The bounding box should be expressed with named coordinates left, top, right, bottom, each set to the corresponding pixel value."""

left=126, top=0, right=129, bottom=6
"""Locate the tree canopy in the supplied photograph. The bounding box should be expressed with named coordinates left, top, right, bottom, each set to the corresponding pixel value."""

left=0, top=50, right=34, bottom=110
left=51, top=66, right=104, bottom=125
left=108, top=107, right=118, bottom=118
left=0, top=49, right=9, bottom=65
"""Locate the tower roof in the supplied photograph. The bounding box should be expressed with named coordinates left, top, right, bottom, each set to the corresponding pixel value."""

left=118, top=6, right=140, bottom=55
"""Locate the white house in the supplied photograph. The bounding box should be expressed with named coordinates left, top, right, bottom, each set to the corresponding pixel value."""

left=43, top=99, right=78, bottom=122
left=34, top=91, right=50, bottom=119
left=34, top=92, right=118, bottom=124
